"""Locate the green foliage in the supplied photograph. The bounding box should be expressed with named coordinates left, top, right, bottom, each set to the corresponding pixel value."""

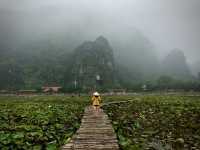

left=0, top=96, right=88, bottom=149
left=143, top=76, right=200, bottom=92
left=103, top=95, right=200, bottom=150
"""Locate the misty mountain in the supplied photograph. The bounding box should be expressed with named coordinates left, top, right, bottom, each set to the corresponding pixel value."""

left=64, top=36, right=118, bottom=90
left=0, top=38, right=71, bottom=89
left=162, top=49, right=192, bottom=79
left=111, top=30, right=160, bottom=80
left=0, top=33, right=157, bottom=90
left=63, top=35, right=162, bottom=90
left=0, top=33, right=196, bottom=91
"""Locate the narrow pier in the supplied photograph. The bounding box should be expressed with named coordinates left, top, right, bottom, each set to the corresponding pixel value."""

left=62, top=106, right=119, bottom=150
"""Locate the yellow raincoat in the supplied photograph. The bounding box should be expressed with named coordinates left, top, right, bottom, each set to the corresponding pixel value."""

left=91, top=95, right=101, bottom=106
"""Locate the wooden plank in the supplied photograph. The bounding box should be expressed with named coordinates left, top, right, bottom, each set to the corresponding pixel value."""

left=62, top=106, right=119, bottom=150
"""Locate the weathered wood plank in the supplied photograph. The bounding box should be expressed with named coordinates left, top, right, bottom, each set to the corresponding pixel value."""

left=62, top=106, right=119, bottom=150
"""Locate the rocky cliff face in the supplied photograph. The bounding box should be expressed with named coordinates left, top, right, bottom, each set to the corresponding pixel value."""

left=66, top=36, right=117, bottom=90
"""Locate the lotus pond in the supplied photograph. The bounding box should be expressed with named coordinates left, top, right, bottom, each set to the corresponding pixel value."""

left=0, top=95, right=88, bottom=150
left=1, top=95, right=200, bottom=150
left=103, top=95, right=200, bottom=150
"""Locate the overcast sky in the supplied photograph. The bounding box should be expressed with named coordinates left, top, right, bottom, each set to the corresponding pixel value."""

left=0, top=0, right=200, bottom=63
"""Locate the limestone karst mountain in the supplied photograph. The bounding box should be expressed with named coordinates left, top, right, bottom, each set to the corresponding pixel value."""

left=64, top=36, right=117, bottom=90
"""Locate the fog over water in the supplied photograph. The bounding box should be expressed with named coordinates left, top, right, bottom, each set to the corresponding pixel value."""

left=0, top=0, right=200, bottom=64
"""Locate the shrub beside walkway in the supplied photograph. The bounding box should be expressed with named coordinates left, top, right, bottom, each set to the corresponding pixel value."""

left=62, top=106, right=119, bottom=150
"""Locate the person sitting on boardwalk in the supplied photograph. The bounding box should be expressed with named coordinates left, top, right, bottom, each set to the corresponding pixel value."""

left=91, top=92, right=101, bottom=111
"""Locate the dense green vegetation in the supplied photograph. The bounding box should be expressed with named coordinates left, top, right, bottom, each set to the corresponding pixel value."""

left=103, top=95, right=200, bottom=150
left=0, top=96, right=88, bottom=149
left=1, top=95, right=200, bottom=149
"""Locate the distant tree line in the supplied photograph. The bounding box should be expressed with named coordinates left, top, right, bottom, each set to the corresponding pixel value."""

left=121, top=75, right=200, bottom=92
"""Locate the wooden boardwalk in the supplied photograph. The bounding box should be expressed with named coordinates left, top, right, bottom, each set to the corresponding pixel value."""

left=62, top=106, right=119, bottom=150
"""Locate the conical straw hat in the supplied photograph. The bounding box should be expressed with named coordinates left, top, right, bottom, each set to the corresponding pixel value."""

left=93, top=92, right=100, bottom=96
